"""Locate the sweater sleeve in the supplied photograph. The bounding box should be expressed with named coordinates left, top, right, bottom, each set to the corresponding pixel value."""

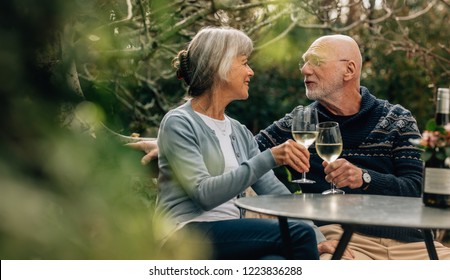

left=255, top=111, right=294, bottom=152
left=159, top=113, right=282, bottom=211
left=361, top=105, right=423, bottom=197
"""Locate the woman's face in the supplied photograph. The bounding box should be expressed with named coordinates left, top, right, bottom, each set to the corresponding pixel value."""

left=222, top=55, right=254, bottom=101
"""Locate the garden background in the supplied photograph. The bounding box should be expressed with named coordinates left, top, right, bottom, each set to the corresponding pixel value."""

left=1, top=0, right=449, bottom=259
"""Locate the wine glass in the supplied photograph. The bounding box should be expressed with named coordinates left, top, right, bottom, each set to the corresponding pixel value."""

left=291, top=106, right=318, bottom=184
left=316, top=121, right=344, bottom=195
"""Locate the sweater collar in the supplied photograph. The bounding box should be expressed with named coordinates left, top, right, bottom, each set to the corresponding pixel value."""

left=311, top=86, right=378, bottom=124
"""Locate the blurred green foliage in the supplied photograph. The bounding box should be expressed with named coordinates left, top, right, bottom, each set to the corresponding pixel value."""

left=58, top=0, right=450, bottom=135
left=0, top=0, right=208, bottom=260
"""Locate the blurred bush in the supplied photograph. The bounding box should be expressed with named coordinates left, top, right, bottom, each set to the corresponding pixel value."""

left=0, top=0, right=208, bottom=260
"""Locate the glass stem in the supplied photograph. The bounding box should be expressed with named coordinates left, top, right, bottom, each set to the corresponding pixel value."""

left=302, top=172, right=307, bottom=179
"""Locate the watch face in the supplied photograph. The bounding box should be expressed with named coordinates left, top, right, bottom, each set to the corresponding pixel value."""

left=363, top=172, right=371, bottom=183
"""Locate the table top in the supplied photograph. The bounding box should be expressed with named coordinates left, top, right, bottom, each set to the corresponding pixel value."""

left=235, top=194, right=450, bottom=229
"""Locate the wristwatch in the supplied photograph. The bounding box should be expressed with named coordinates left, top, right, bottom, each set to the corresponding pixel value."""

left=361, top=169, right=371, bottom=190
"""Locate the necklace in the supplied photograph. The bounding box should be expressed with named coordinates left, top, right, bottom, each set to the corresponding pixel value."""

left=196, top=101, right=209, bottom=115
left=193, top=99, right=229, bottom=136
left=211, top=118, right=228, bottom=136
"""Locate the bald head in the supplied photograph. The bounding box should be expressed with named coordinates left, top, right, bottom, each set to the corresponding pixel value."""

left=302, top=34, right=362, bottom=76
left=301, top=34, right=363, bottom=114
left=306, top=34, right=362, bottom=71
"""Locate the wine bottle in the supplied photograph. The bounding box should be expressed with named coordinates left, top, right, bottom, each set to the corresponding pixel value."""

left=435, top=88, right=450, bottom=125
left=422, top=87, right=450, bottom=208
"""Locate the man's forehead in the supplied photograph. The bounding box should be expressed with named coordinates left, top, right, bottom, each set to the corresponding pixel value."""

left=302, top=38, right=333, bottom=58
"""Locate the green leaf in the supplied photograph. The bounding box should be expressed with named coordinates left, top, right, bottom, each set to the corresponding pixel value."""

left=421, top=150, right=433, bottom=162
left=425, top=119, right=437, bottom=131
left=286, top=167, right=292, bottom=182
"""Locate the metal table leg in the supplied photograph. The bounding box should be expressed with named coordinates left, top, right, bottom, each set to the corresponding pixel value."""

left=277, top=216, right=293, bottom=259
left=423, top=229, right=438, bottom=260
left=332, top=224, right=354, bottom=260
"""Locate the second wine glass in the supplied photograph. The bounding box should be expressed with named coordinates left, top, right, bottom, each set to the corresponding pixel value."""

left=316, top=121, right=344, bottom=195
left=291, top=106, right=318, bottom=184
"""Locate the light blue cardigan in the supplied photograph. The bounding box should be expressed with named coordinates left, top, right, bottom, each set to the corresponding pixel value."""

left=157, top=100, right=325, bottom=243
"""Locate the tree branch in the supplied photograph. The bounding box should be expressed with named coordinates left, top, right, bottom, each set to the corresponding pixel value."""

left=395, top=0, right=436, bottom=21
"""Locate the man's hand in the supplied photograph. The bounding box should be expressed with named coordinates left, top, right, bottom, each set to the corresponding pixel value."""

left=322, top=158, right=364, bottom=189
left=318, top=240, right=355, bottom=259
left=126, top=140, right=158, bottom=165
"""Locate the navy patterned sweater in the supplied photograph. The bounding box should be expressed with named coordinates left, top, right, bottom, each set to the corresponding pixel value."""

left=255, top=86, right=425, bottom=242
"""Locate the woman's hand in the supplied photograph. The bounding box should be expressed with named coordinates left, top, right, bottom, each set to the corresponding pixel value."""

left=270, top=139, right=310, bottom=174
left=126, top=140, right=159, bottom=165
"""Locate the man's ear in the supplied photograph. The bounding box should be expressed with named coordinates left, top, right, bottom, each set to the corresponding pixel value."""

left=343, top=60, right=357, bottom=81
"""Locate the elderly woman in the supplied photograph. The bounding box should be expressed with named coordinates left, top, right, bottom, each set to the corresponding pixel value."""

left=156, top=26, right=323, bottom=260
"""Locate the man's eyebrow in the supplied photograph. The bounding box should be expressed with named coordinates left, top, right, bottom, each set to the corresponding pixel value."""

left=302, top=53, right=318, bottom=60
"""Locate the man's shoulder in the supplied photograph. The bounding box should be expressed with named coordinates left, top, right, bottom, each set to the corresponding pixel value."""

left=382, top=100, right=414, bottom=118
left=374, top=100, right=420, bottom=135
left=361, top=86, right=413, bottom=117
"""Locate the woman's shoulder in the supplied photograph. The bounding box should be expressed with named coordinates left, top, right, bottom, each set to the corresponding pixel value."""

left=227, top=115, right=246, bottom=128
left=159, top=104, right=199, bottom=136
left=161, top=102, right=194, bottom=122
left=227, top=115, right=254, bottom=137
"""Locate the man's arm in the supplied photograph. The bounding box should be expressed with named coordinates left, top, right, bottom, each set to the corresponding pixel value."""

left=255, top=111, right=294, bottom=152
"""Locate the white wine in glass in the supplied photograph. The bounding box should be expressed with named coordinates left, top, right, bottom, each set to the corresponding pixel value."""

left=316, top=121, right=344, bottom=195
left=316, top=143, right=342, bottom=163
left=291, top=106, right=318, bottom=184
left=292, top=132, right=319, bottom=148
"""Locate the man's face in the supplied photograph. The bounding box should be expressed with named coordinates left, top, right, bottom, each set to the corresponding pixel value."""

left=299, top=40, right=348, bottom=101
